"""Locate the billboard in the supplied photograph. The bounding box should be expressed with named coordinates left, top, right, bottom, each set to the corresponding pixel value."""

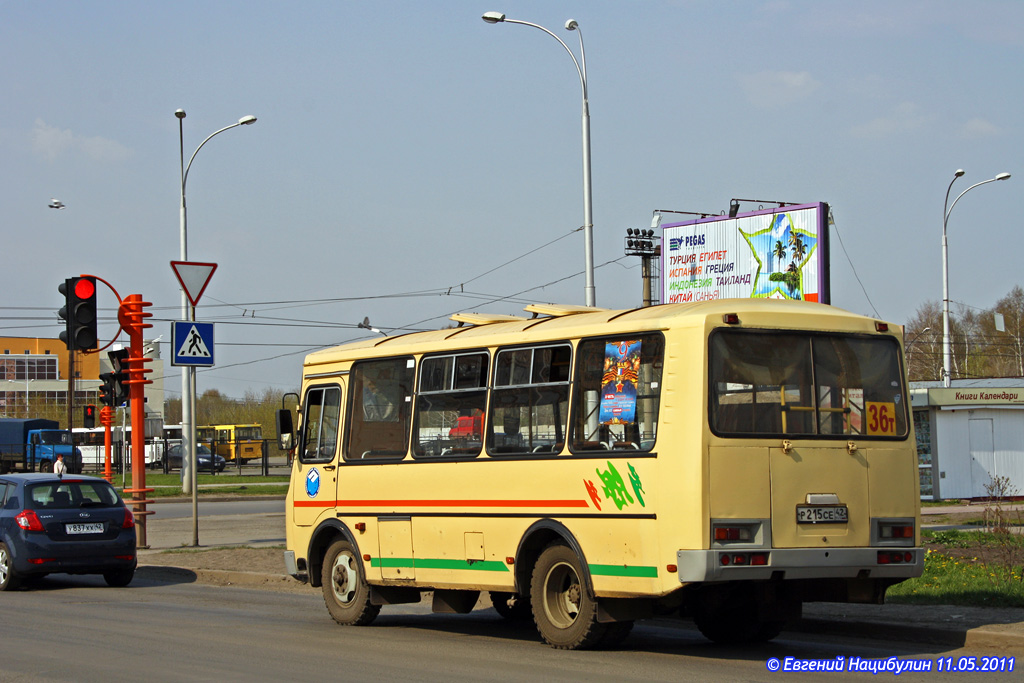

left=661, top=202, right=830, bottom=304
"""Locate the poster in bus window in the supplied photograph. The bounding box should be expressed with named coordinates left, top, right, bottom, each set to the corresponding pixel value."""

left=600, top=340, right=641, bottom=425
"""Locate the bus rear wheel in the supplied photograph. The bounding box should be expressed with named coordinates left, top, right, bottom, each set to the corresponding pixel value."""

left=530, top=543, right=610, bottom=650
left=691, top=587, right=786, bottom=644
left=321, top=539, right=380, bottom=626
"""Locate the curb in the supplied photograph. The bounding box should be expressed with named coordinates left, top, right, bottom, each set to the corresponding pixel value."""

left=137, top=565, right=304, bottom=590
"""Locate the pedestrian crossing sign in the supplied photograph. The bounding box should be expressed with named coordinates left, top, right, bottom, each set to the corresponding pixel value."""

left=172, top=321, right=215, bottom=367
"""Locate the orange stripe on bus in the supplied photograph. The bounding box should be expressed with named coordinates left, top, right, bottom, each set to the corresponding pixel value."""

left=293, top=499, right=590, bottom=509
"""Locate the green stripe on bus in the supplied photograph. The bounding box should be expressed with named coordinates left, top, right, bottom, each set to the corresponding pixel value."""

left=588, top=563, right=658, bottom=578
left=370, top=557, right=510, bottom=572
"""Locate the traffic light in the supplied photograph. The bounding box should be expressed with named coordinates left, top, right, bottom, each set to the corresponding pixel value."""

left=83, top=404, right=97, bottom=429
left=98, top=374, right=117, bottom=407
left=107, top=348, right=130, bottom=405
left=58, top=277, right=98, bottom=351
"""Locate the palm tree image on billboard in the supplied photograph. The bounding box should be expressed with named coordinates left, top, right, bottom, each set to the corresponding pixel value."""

left=660, top=202, right=830, bottom=304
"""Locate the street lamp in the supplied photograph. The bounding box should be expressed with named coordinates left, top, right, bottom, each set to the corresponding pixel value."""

left=941, top=170, right=1011, bottom=387
left=176, top=109, right=256, bottom=543
left=482, top=12, right=596, bottom=307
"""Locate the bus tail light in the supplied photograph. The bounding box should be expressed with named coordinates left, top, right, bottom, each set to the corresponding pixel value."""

left=723, top=313, right=741, bottom=325
left=714, top=526, right=751, bottom=542
left=711, top=520, right=764, bottom=546
left=877, top=551, right=914, bottom=564
left=875, top=322, right=889, bottom=332
left=875, top=518, right=916, bottom=546
left=880, top=523, right=914, bottom=539
left=718, top=552, right=769, bottom=567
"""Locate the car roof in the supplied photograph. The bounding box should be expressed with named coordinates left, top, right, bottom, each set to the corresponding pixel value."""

left=0, top=473, right=112, bottom=487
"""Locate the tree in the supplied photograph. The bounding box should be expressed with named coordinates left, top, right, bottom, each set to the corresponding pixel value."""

left=987, top=286, right=1024, bottom=377
left=773, top=240, right=786, bottom=274
left=164, top=386, right=295, bottom=440
left=905, top=301, right=942, bottom=381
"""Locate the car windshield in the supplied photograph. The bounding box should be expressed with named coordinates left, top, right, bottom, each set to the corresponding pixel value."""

left=27, top=481, right=120, bottom=509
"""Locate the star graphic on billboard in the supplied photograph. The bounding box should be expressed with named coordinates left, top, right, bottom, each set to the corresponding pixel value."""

left=740, top=212, right=818, bottom=300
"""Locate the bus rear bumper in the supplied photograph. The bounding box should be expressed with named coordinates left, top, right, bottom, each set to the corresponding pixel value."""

left=676, top=547, right=924, bottom=583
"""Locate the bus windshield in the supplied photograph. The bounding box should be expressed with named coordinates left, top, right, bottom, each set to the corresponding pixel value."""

left=709, top=330, right=907, bottom=438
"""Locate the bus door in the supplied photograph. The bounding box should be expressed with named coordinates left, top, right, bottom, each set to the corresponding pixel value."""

left=292, top=383, right=344, bottom=527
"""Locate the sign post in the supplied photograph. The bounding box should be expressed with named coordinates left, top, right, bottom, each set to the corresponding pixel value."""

left=170, top=261, right=217, bottom=546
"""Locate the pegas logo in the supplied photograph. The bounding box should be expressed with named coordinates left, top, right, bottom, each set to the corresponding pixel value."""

left=305, top=468, right=320, bottom=498
left=668, top=233, right=705, bottom=251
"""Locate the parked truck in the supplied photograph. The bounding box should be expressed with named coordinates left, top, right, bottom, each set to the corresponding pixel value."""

left=0, top=418, right=83, bottom=474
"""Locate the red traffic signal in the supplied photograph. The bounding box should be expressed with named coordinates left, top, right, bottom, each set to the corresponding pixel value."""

left=58, top=276, right=98, bottom=351
left=83, top=404, right=97, bottom=429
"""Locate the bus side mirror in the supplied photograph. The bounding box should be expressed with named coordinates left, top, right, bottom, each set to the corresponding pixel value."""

left=276, top=409, right=294, bottom=451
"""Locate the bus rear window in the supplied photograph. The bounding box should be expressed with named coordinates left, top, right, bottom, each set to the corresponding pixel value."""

left=710, top=331, right=907, bottom=438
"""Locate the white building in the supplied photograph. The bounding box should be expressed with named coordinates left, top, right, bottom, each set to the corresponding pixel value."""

left=911, top=379, right=1024, bottom=500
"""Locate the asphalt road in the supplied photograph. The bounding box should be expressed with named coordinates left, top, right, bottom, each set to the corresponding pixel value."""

left=2, top=576, right=1016, bottom=682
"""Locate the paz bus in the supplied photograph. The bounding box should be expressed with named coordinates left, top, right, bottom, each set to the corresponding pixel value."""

left=196, top=424, right=263, bottom=462
left=277, top=300, right=922, bottom=649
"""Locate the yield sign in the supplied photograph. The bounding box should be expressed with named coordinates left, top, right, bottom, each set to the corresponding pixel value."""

left=171, top=261, right=218, bottom=307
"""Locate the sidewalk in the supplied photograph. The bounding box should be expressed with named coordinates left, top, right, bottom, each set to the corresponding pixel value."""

left=137, top=501, right=1024, bottom=653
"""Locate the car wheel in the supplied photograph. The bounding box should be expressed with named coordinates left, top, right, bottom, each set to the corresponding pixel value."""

left=321, top=538, right=380, bottom=626
left=103, top=567, right=135, bottom=587
left=0, top=542, right=22, bottom=591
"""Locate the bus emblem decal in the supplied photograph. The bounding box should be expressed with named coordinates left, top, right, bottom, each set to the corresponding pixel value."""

left=305, top=468, right=320, bottom=498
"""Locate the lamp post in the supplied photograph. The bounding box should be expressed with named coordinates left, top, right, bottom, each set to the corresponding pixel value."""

left=482, top=12, right=595, bottom=307
left=176, top=110, right=256, bottom=544
left=942, top=170, right=1011, bottom=387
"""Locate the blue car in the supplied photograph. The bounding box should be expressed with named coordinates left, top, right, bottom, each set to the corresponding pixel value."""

left=0, top=473, right=136, bottom=590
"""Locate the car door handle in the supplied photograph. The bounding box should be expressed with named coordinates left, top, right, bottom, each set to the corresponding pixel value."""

left=322, top=465, right=336, bottom=471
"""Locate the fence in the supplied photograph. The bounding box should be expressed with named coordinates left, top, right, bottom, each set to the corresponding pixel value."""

left=75, top=438, right=288, bottom=477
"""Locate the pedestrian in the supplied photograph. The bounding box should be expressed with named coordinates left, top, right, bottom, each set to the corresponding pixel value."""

left=54, top=453, right=67, bottom=476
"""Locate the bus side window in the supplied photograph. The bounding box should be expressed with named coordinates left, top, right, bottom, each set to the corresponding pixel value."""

left=346, top=358, right=415, bottom=460
left=414, top=352, right=488, bottom=458
left=300, top=386, right=342, bottom=463
left=488, top=344, right=571, bottom=455
left=571, top=334, right=664, bottom=452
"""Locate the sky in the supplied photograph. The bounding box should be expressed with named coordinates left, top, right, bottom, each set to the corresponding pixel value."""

left=2, top=0, right=1021, bottom=400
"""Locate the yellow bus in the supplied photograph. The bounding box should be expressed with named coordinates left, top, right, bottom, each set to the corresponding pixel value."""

left=278, top=300, right=922, bottom=649
left=196, top=424, right=263, bottom=462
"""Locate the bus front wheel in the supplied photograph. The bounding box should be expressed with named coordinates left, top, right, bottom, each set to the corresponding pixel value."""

left=530, top=543, right=612, bottom=649
left=321, top=539, right=380, bottom=626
